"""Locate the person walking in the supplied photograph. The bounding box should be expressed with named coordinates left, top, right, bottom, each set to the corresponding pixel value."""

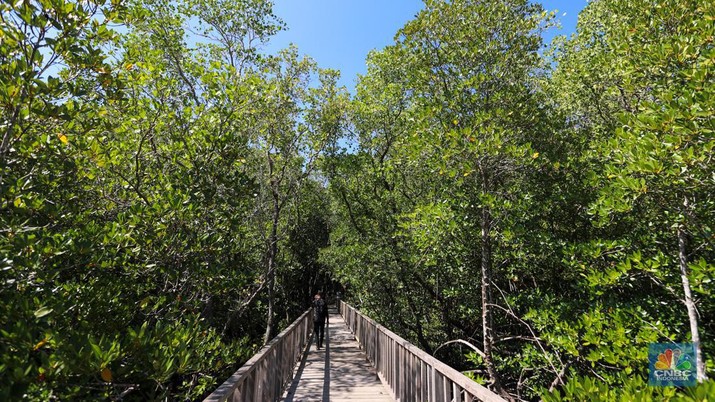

left=312, top=292, right=329, bottom=349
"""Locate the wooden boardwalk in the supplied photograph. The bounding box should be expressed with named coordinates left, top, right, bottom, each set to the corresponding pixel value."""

left=281, top=307, right=393, bottom=402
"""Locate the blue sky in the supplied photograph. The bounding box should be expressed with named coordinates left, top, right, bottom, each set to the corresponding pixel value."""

left=263, top=0, right=589, bottom=92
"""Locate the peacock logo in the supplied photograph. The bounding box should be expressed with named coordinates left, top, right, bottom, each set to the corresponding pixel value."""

left=654, top=348, right=692, bottom=371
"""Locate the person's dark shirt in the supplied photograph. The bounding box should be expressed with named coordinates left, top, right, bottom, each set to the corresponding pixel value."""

left=313, top=298, right=328, bottom=324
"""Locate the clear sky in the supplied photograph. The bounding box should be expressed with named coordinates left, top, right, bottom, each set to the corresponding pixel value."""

left=263, top=0, right=589, bottom=92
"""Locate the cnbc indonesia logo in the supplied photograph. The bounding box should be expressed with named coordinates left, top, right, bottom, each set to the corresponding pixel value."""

left=649, top=343, right=696, bottom=387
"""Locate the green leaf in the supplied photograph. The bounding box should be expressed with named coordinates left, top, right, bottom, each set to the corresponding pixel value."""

left=33, top=307, right=52, bottom=318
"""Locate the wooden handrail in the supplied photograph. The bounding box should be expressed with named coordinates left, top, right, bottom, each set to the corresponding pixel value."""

left=339, top=300, right=506, bottom=402
left=203, top=308, right=313, bottom=402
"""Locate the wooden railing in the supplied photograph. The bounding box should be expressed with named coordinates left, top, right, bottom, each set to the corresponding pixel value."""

left=203, top=308, right=313, bottom=402
left=339, top=300, right=505, bottom=402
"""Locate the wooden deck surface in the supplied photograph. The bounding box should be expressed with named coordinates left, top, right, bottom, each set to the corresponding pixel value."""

left=281, top=307, right=394, bottom=402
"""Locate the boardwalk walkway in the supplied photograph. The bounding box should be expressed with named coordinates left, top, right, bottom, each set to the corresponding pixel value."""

left=281, top=307, right=393, bottom=402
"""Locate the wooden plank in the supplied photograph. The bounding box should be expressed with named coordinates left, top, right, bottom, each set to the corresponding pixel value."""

left=443, top=374, right=449, bottom=402
left=431, top=371, right=440, bottom=402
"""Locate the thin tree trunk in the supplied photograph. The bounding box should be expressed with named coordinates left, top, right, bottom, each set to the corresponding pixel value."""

left=481, top=206, right=509, bottom=399
left=677, top=218, right=707, bottom=382
left=263, top=201, right=279, bottom=344
left=263, top=269, right=274, bottom=344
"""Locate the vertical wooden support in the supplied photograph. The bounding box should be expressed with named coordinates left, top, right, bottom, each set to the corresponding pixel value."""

left=443, top=374, right=450, bottom=401
left=430, top=365, right=437, bottom=402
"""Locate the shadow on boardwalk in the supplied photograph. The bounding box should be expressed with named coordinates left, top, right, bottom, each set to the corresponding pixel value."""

left=282, top=307, right=393, bottom=402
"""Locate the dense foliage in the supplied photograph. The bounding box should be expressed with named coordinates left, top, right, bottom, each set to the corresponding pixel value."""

left=1, top=0, right=712, bottom=401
